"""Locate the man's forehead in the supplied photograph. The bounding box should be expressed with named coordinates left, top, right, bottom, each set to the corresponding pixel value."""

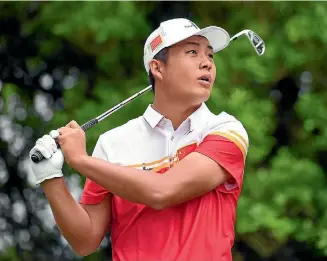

left=177, top=35, right=212, bottom=48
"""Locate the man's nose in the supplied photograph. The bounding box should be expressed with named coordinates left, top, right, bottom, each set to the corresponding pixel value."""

left=199, top=54, right=212, bottom=71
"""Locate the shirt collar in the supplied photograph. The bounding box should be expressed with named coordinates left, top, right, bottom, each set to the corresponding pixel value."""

left=143, top=104, right=164, bottom=128
left=143, top=103, right=210, bottom=131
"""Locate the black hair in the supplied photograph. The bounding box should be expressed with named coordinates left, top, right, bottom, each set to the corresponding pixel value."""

left=148, top=48, right=168, bottom=93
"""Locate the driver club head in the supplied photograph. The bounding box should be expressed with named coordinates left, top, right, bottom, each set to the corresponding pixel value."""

left=230, top=30, right=265, bottom=56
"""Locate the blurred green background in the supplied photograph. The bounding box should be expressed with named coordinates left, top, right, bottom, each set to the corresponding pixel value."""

left=1, top=1, right=327, bottom=261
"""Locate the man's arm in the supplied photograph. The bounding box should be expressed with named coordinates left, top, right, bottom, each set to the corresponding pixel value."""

left=59, top=120, right=247, bottom=210
left=72, top=151, right=230, bottom=210
left=41, top=178, right=111, bottom=256
left=29, top=130, right=112, bottom=256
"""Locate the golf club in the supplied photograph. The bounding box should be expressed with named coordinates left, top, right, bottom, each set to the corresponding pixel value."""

left=230, top=29, right=265, bottom=56
left=31, top=29, right=265, bottom=163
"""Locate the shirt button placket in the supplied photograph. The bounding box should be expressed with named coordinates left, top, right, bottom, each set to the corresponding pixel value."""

left=169, top=135, right=175, bottom=168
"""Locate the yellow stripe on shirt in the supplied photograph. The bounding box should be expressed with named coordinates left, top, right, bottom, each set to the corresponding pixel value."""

left=210, top=131, right=248, bottom=159
left=229, top=130, right=248, bottom=148
left=127, top=156, right=169, bottom=168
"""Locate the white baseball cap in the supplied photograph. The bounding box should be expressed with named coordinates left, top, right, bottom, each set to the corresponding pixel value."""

left=143, top=18, right=230, bottom=74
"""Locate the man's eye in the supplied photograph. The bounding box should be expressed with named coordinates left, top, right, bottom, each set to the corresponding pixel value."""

left=187, top=50, right=197, bottom=54
left=208, top=54, right=214, bottom=59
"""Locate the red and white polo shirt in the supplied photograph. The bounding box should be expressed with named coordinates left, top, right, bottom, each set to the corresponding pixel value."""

left=80, top=102, right=249, bottom=261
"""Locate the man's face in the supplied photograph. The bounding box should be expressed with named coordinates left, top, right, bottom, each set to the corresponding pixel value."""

left=160, top=35, right=216, bottom=105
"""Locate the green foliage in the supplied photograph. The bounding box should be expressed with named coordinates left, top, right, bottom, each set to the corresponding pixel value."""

left=2, top=1, right=327, bottom=260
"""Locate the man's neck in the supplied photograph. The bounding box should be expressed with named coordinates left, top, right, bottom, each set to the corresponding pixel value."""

left=152, top=97, right=201, bottom=130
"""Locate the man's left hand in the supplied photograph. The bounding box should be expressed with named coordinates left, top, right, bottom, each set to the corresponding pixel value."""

left=57, top=120, right=88, bottom=168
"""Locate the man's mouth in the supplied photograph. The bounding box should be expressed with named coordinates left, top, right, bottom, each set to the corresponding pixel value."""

left=198, top=74, right=212, bottom=84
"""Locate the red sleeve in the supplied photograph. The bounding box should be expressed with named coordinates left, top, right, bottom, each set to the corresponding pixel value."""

left=79, top=137, right=111, bottom=205
left=194, top=134, right=245, bottom=193
left=80, top=178, right=110, bottom=204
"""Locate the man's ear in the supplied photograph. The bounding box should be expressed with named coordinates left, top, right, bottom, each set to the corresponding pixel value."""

left=149, top=60, right=163, bottom=81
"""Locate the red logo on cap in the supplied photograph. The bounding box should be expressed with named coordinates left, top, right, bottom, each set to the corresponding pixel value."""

left=150, top=35, right=162, bottom=52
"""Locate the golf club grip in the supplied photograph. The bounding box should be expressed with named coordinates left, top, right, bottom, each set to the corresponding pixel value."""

left=81, top=118, right=98, bottom=132
left=31, top=142, right=61, bottom=163
left=31, top=118, right=98, bottom=163
left=31, top=151, right=45, bottom=163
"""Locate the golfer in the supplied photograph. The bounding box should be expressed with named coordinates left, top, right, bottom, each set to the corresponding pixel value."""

left=30, top=18, right=249, bottom=261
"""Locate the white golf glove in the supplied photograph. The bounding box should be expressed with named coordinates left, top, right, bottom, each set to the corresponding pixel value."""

left=29, top=131, right=64, bottom=185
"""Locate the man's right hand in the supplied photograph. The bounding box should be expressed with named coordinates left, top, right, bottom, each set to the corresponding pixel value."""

left=29, top=134, right=64, bottom=185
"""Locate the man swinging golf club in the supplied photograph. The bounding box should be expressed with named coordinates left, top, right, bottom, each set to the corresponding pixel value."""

left=29, top=18, right=250, bottom=261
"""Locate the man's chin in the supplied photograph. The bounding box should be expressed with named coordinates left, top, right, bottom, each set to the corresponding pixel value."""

left=197, top=88, right=212, bottom=101
left=187, top=91, right=211, bottom=106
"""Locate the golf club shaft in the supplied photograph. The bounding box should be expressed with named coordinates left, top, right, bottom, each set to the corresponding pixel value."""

left=31, top=85, right=152, bottom=163
left=84, top=85, right=152, bottom=129
left=96, top=85, right=152, bottom=122
left=80, top=85, right=152, bottom=132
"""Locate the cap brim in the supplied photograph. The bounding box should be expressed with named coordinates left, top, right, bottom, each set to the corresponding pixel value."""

left=195, top=26, right=230, bottom=53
